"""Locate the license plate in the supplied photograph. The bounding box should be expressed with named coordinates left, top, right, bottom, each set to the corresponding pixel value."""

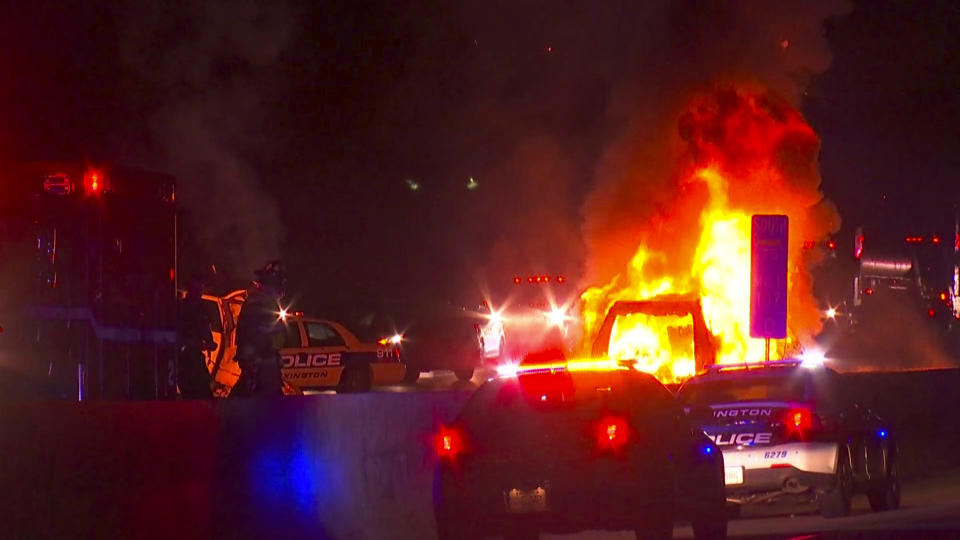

left=725, top=466, right=744, bottom=485
left=504, top=486, right=548, bottom=513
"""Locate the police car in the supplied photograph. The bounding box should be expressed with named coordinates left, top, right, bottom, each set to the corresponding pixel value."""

left=192, top=290, right=405, bottom=394
left=279, top=314, right=406, bottom=393
left=676, top=358, right=899, bottom=517
left=433, top=354, right=727, bottom=540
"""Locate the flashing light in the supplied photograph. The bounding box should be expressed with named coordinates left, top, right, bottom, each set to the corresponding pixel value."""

left=528, top=276, right=535, bottom=284
left=435, top=427, right=464, bottom=459
left=596, top=416, right=629, bottom=451
left=933, top=236, right=941, bottom=245
left=825, top=307, right=837, bottom=319
left=905, top=236, right=924, bottom=244
left=703, top=445, right=714, bottom=455
left=855, top=234, right=864, bottom=259
left=928, top=308, right=936, bottom=318
left=497, top=358, right=626, bottom=378
left=83, top=169, right=104, bottom=195
left=800, top=350, right=826, bottom=368
left=878, top=430, right=888, bottom=439
left=940, top=292, right=949, bottom=302
left=557, top=275, right=566, bottom=284
left=827, top=240, right=836, bottom=250
left=496, top=363, right=519, bottom=377
left=514, top=276, right=522, bottom=285
left=787, top=409, right=811, bottom=435
left=864, top=287, right=874, bottom=296
left=547, top=307, right=567, bottom=327
left=488, top=310, right=503, bottom=325
left=279, top=308, right=288, bottom=321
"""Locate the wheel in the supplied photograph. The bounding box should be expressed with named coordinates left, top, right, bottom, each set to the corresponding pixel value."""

left=868, top=460, right=901, bottom=511
left=691, top=495, right=727, bottom=539
left=402, top=366, right=421, bottom=385
left=454, top=367, right=475, bottom=382
left=337, top=365, right=372, bottom=393
left=635, top=509, right=673, bottom=540
left=435, top=516, right=480, bottom=540
left=691, top=511, right=727, bottom=540
left=503, top=526, right=538, bottom=540
left=819, top=449, right=853, bottom=518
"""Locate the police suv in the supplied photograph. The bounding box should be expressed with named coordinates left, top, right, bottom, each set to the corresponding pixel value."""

left=676, top=359, right=899, bottom=517
left=434, top=355, right=727, bottom=540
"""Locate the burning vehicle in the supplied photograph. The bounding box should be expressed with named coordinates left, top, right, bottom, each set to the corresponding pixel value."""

left=577, top=88, right=840, bottom=384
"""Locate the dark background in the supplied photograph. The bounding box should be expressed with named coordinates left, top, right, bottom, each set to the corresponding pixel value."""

left=0, top=0, right=956, bottom=318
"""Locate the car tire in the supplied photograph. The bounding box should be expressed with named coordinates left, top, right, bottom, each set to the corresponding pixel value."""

left=819, top=449, right=853, bottom=518
left=503, top=527, right=538, bottom=540
left=635, top=510, right=673, bottom=540
left=337, top=365, right=372, bottom=393
left=435, top=517, right=480, bottom=540
left=868, top=460, right=901, bottom=512
left=403, top=366, right=421, bottom=385
left=691, top=496, right=727, bottom=539
left=454, top=367, right=475, bottom=382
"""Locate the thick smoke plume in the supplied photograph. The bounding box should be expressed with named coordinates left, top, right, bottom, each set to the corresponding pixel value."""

left=118, top=1, right=295, bottom=278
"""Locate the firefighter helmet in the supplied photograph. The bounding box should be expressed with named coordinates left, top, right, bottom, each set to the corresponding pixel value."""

left=255, top=260, right=287, bottom=288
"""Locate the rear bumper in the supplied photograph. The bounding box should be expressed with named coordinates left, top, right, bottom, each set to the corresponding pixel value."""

left=721, top=442, right=838, bottom=498
left=435, top=460, right=675, bottom=534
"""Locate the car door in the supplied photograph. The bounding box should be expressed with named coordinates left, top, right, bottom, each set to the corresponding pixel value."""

left=280, top=320, right=348, bottom=389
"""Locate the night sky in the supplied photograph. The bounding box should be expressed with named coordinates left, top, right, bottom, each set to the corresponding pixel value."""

left=0, top=0, right=956, bottom=316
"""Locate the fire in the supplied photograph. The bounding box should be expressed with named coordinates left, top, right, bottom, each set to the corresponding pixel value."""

left=580, top=87, right=839, bottom=383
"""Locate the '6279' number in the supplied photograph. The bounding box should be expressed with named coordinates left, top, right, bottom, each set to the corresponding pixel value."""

left=764, top=450, right=788, bottom=459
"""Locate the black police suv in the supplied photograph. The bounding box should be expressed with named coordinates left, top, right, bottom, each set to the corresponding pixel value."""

left=433, top=358, right=727, bottom=540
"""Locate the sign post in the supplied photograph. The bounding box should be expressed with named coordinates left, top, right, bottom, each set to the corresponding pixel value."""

left=750, top=215, right=789, bottom=361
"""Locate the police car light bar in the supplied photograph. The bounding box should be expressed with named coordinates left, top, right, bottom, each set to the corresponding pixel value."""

left=496, top=358, right=628, bottom=378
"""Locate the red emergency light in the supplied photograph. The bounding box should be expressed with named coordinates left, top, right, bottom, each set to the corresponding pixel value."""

left=595, top=415, right=630, bottom=452
left=434, top=426, right=465, bottom=460
left=932, top=236, right=941, bottom=245
left=83, top=169, right=105, bottom=195
left=826, top=240, right=836, bottom=250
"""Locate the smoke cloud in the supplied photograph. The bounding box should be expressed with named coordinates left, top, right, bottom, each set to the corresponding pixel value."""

left=117, top=1, right=296, bottom=278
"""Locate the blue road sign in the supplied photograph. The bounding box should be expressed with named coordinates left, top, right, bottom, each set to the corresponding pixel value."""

left=750, top=215, right=788, bottom=339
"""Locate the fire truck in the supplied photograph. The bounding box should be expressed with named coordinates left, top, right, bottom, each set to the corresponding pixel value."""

left=851, top=217, right=960, bottom=331
left=0, top=161, right=178, bottom=400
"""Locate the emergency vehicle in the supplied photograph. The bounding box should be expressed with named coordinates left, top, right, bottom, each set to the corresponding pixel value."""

left=197, top=290, right=405, bottom=394
left=484, top=274, right=581, bottom=362
left=0, top=161, right=177, bottom=400
left=434, top=353, right=727, bottom=540
left=677, top=359, right=899, bottom=518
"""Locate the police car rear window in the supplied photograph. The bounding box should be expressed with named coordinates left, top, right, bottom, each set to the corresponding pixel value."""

left=678, top=374, right=808, bottom=406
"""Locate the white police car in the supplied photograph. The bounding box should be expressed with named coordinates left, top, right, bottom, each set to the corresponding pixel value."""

left=676, top=359, right=899, bottom=517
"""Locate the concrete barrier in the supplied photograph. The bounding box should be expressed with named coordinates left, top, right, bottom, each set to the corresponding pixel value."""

left=0, top=392, right=470, bottom=540
left=0, top=369, right=957, bottom=539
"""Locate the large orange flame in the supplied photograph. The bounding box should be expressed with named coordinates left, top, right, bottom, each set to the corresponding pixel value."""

left=580, top=87, right=839, bottom=383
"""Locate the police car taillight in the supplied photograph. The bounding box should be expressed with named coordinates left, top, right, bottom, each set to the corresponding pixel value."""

left=783, top=408, right=821, bottom=441
left=435, top=426, right=465, bottom=460
left=595, top=415, right=630, bottom=452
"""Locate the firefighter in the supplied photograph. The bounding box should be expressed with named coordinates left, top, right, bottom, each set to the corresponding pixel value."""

left=177, top=277, right=215, bottom=399
left=232, top=260, right=287, bottom=397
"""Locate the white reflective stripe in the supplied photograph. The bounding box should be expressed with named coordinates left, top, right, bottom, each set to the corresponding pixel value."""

left=721, top=442, right=839, bottom=475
